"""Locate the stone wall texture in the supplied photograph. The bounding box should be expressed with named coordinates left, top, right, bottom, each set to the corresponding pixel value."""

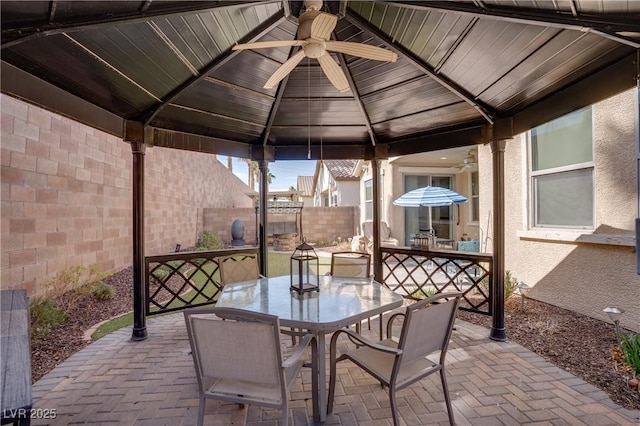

left=1, top=95, right=253, bottom=295
left=203, top=206, right=358, bottom=245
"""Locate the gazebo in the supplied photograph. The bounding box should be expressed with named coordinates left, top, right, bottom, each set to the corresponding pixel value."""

left=2, top=0, right=638, bottom=342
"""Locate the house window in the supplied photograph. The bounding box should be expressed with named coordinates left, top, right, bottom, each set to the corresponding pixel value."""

left=364, top=180, right=372, bottom=220
left=470, top=171, right=479, bottom=223
left=364, top=176, right=384, bottom=220
left=530, top=107, right=594, bottom=228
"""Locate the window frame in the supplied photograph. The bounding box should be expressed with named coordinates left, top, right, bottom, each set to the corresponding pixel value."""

left=528, top=107, right=596, bottom=230
left=364, top=175, right=384, bottom=221
left=469, top=171, right=479, bottom=224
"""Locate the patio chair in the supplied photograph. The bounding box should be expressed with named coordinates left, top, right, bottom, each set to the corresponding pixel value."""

left=456, top=239, right=479, bottom=252
left=327, top=251, right=373, bottom=333
left=184, top=307, right=315, bottom=426
left=452, top=240, right=481, bottom=286
left=328, top=292, right=462, bottom=426
left=362, top=221, right=400, bottom=254
left=218, top=253, right=263, bottom=285
left=329, top=251, right=371, bottom=278
left=218, top=253, right=306, bottom=343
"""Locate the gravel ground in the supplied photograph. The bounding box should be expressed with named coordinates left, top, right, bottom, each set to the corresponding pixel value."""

left=31, top=264, right=640, bottom=411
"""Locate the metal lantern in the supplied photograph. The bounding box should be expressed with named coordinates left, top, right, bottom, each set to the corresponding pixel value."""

left=290, top=240, right=319, bottom=294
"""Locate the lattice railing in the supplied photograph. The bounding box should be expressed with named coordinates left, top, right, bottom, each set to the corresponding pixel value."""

left=380, top=246, right=494, bottom=315
left=144, top=248, right=259, bottom=316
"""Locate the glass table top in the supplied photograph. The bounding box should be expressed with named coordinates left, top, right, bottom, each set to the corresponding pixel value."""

left=217, top=275, right=403, bottom=331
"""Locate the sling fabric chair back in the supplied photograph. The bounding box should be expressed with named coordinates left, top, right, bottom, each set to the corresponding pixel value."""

left=218, top=253, right=261, bottom=285
left=184, top=307, right=312, bottom=426
left=329, top=292, right=462, bottom=426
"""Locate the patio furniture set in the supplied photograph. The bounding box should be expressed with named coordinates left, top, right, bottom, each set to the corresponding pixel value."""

left=184, top=251, right=463, bottom=426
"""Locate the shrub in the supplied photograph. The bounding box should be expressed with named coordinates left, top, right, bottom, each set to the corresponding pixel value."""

left=44, top=265, right=108, bottom=313
left=411, top=288, right=436, bottom=300
left=619, top=333, right=640, bottom=377
left=196, top=231, right=224, bottom=250
left=92, top=282, right=115, bottom=301
left=504, top=270, right=518, bottom=300
left=478, top=270, right=519, bottom=300
left=30, top=296, right=66, bottom=340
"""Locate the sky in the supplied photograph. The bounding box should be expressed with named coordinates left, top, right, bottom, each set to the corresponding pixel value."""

left=225, top=157, right=317, bottom=191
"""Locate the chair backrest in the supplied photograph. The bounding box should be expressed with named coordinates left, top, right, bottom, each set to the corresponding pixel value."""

left=457, top=240, right=480, bottom=252
left=218, top=253, right=260, bottom=285
left=396, top=292, right=462, bottom=367
left=184, top=307, right=286, bottom=396
left=362, top=221, right=392, bottom=240
left=330, top=251, right=371, bottom=278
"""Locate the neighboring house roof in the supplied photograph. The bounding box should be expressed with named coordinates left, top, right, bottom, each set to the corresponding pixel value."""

left=297, top=176, right=314, bottom=197
left=324, top=160, right=359, bottom=181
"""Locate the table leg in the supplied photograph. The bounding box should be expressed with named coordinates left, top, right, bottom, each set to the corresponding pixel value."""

left=317, top=332, right=327, bottom=422
left=311, top=334, right=319, bottom=421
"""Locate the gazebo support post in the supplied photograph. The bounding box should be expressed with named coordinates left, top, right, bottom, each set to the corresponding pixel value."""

left=371, top=159, right=382, bottom=281
left=489, top=139, right=507, bottom=341
left=129, top=133, right=148, bottom=341
left=258, top=159, right=269, bottom=276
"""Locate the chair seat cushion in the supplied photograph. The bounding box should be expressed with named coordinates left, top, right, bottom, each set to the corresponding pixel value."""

left=346, top=339, right=438, bottom=387
left=205, top=378, right=283, bottom=405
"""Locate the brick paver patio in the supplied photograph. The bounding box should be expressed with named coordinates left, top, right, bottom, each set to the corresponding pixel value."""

left=31, top=311, right=640, bottom=425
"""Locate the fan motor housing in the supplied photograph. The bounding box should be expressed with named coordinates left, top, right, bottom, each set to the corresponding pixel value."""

left=303, top=42, right=325, bottom=58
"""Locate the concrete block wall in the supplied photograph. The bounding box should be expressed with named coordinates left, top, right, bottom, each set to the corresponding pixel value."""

left=144, top=146, right=253, bottom=254
left=1, top=95, right=253, bottom=295
left=301, top=207, right=358, bottom=243
left=203, top=208, right=257, bottom=246
left=203, top=206, right=358, bottom=246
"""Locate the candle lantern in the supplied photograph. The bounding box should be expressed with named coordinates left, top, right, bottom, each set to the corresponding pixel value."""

left=290, top=240, right=319, bottom=294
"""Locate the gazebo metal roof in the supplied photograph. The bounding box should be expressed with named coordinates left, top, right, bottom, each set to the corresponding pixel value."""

left=2, top=0, right=638, bottom=161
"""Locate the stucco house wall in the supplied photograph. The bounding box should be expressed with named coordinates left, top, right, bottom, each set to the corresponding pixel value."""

left=1, top=95, right=253, bottom=296
left=357, top=159, right=476, bottom=246
left=478, top=88, right=639, bottom=332
left=336, top=180, right=360, bottom=207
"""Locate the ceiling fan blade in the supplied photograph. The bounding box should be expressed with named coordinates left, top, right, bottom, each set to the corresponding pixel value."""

left=325, top=41, right=398, bottom=62
left=264, top=50, right=306, bottom=89
left=310, top=12, right=337, bottom=40
left=232, top=40, right=304, bottom=50
left=317, top=54, right=349, bottom=93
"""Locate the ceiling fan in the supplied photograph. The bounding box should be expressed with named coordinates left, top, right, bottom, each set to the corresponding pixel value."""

left=456, top=150, right=477, bottom=173
left=232, top=0, right=398, bottom=92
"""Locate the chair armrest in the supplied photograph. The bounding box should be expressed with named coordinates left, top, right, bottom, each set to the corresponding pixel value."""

left=386, top=312, right=405, bottom=339
left=335, top=328, right=402, bottom=355
left=283, top=334, right=314, bottom=368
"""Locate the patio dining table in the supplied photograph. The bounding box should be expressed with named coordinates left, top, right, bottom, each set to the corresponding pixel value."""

left=216, top=274, right=404, bottom=422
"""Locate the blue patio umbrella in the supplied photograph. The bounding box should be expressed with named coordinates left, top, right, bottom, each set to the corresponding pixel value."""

left=393, top=186, right=468, bottom=207
left=393, top=186, right=468, bottom=234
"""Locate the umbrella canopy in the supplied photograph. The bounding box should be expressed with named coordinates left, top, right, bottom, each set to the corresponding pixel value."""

left=393, top=186, right=468, bottom=208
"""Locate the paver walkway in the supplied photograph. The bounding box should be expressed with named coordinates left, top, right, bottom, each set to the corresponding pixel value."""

left=31, top=311, right=640, bottom=425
